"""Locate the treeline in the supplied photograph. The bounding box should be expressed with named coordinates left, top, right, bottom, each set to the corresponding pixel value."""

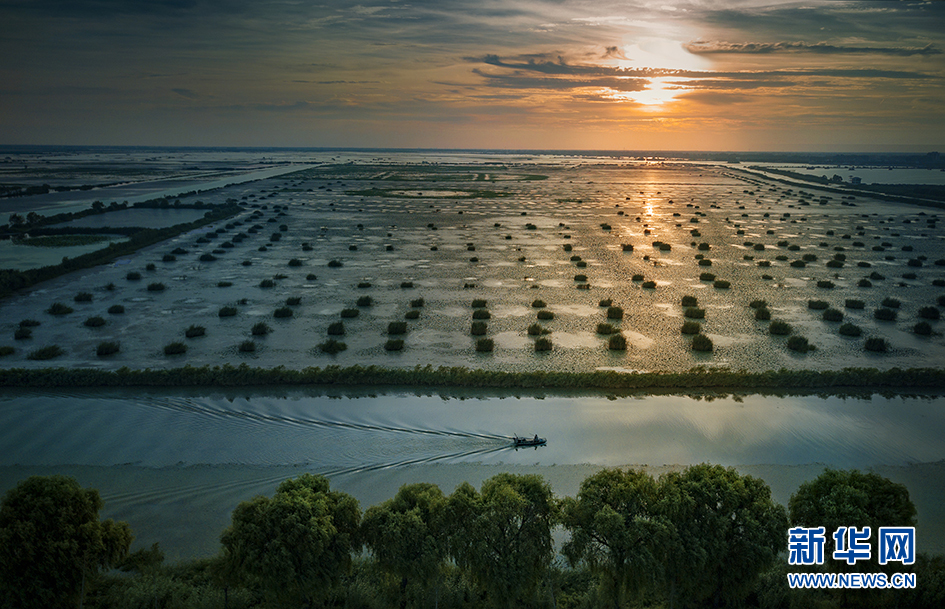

left=0, top=204, right=241, bottom=298
left=2, top=363, right=945, bottom=392
left=2, top=466, right=939, bottom=609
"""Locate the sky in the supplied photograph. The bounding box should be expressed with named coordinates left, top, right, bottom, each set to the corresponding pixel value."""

left=1, top=0, right=943, bottom=151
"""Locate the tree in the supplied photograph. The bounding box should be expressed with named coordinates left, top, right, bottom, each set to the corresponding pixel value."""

left=0, top=475, right=133, bottom=609
left=7, top=213, right=24, bottom=228
left=656, top=464, right=787, bottom=609
left=561, top=468, right=664, bottom=609
left=361, top=483, right=447, bottom=609
left=446, top=473, right=557, bottom=609
left=219, top=473, right=360, bottom=608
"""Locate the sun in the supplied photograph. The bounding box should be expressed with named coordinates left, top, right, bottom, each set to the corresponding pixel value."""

left=603, top=76, right=685, bottom=110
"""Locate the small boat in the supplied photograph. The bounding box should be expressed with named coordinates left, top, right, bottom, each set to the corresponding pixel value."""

left=513, top=435, right=547, bottom=447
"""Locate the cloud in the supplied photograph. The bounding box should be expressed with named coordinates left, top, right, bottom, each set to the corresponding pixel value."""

left=471, top=69, right=647, bottom=92
left=172, top=88, right=199, bottom=99
left=685, top=40, right=942, bottom=57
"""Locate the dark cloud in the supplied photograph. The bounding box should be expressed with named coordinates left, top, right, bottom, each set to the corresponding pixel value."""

left=172, top=88, right=198, bottom=99
left=472, top=69, right=647, bottom=92
left=685, top=40, right=941, bottom=57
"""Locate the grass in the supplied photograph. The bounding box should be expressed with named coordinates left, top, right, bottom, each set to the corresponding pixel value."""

left=681, top=295, right=698, bottom=307
left=769, top=320, right=792, bottom=335
left=273, top=307, right=293, bottom=318
left=534, top=337, right=553, bottom=352
left=238, top=340, right=256, bottom=353
left=608, top=334, right=627, bottom=351
left=839, top=323, right=862, bottom=337
left=691, top=334, right=713, bottom=352
left=787, top=336, right=812, bottom=353
left=147, top=282, right=165, bottom=292
left=318, top=339, right=347, bottom=354
left=46, top=302, right=73, bottom=316
left=822, top=309, right=843, bottom=322
left=340, top=308, right=359, bottom=318
left=475, top=338, right=494, bottom=352
left=83, top=316, right=106, bottom=328
left=471, top=321, right=487, bottom=335
left=864, top=337, right=889, bottom=353
left=874, top=308, right=898, bottom=321
left=388, top=321, right=408, bottom=335
left=356, top=296, right=373, bottom=307
left=185, top=325, right=206, bottom=338
left=681, top=321, right=701, bottom=335
left=472, top=309, right=491, bottom=320
left=327, top=322, right=345, bottom=336
left=74, top=292, right=93, bottom=302
left=384, top=339, right=405, bottom=351
left=251, top=322, right=271, bottom=336
left=218, top=306, right=237, bottom=317
left=28, top=345, right=64, bottom=360
left=536, top=309, right=554, bottom=321
left=606, top=306, right=624, bottom=320
left=163, top=342, right=187, bottom=356
left=96, top=341, right=120, bottom=357
left=596, top=323, right=617, bottom=335
left=755, top=308, right=771, bottom=321
left=684, top=307, right=705, bottom=319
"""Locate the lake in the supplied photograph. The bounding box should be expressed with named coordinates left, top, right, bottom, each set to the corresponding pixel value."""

left=1, top=389, right=943, bottom=560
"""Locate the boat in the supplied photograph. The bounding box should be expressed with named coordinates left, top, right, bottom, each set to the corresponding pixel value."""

left=513, top=435, right=547, bottom=447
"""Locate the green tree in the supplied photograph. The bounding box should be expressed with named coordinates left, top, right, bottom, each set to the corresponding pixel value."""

left=446, top=473, right=557, bottom=608
left=657, top=464, right=787, bottom=609
left=219, top=473, right=360, bottom=608
left=361, top=483, right=447, bottom=609
left=561, top=468, right=664, bottom=609
left=0, top=475, right=133, bottom=609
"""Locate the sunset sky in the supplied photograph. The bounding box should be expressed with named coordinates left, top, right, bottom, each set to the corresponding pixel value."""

left=1, top=0, right=943, bottom=151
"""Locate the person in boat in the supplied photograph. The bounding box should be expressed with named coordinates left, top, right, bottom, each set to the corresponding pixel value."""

left=533, top=434, right=539, bottom=443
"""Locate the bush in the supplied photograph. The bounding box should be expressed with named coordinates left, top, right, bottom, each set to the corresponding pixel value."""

left=471, top=321, right=488, bottom=335
left=259, top=279, right=275, bottom=288
left=46, top=302, right=73, bottom=316
left=864, top=337, right=889, bottom=352
left=697, top=272, right=715, bottom=282
left=388, top=321, right=408, bottom=335
left=218, top=306, right=237, bottom=317
left=84, top=316, right=106, bottom=328
left=185, top=325, right=206, bottom=338
left=606, top=306, right=624, bottom=320
left=273, top=307, right=293, bottom=318
left=691, top=334, right=713, bottom=352
left=881, top=297, right=901, bottom=309
left=808, top=300, right=829, bottom=310
left=769, top=320, right=792, bottom=335
left=632, top=274, right=645, bottom=281
left=713, top=280, right=730, bottom=289
left=19, top=319, right=40, bottom=327
left=918, top=306, right=940, bottom=320
left=530, top=299, right=545, bottom=308
left=285, top=297, right=302, bottom=306
left=288, top=258, right=303, bottom=267
left=400, top=281, right=414, bottom=289
left=469, top=308, right=490, bottom=320
left=199, top=253, right=217, bottom=262
left=844, top=299, right=865, bottom=309
left=838, top=323, right=862, bottom=337
left=147, top=282, right=165, bottom=292
left=642, top=280, right=657, bottom=289
left=914, top=321, right=933, bottom=336
left=404, top=310, right=420, bottom=320
left=698, top=259, right=712, bottom=267
left=755, top=308, right=771, bottom=321
left=0, top=346, right=14, bottom=357
left=96, top=341, right=120, bottom=357
left=238, top=340, right=256, bottom=353
left=608, top=334, right=627, bottom=351
left=410, top=298, right=425, bottom=308
left=858, top=279, right=873, bottom=288
left=534, top=337, right=553, bottom=351
left=164, top=342, right=187, bottom=356
left=357, top=282, right=372, bottom=289
left=27, top=345, right=64, bottom=360
left=527, top=323, right=544, bottom=336
left=787, top=336, right=811, bottom=352
left=475, top=338, right=494, bottom=352
left=251, top=322, right=271, bottom=336
left=327, top=322, right=345, bottom=336
left=681, top=321, right=702, bottom=335
left=574, top=274, right=588, bottom=282
left=599, top=298, right=613, bottom=307
left=162, top=254, right=176, bottom=262
left=126, top=271, right=142, bottom=281
left=339, top=308, right=359, bottom=319
left=790, top=260, right=806, bottom=268
left=684, top=307, right=705, bottom=319
left=816, top=280, right=835, bottom=289
left=74, top=292, right=93, bottom=302
left=596, top=323, right=617, bottom=335
left=357, top=296, right=373, bottom=307
left=328, top=259, right=343, bottom=267
left=874, top=308, right=897, bottom=321
left=536, top=309, right=554, bottom=320
left=384, top=339, right=405, bottom=351
left=14, top=327, right=31, bottom=340
left=218, top=281, right=233, bottom=287
left=682, top=295, right=698, bottom=307
left=870, top=271, right=886, bottom=281
left=822, top=308, right=843, bottom=322
left=318, top=339, right=347, bottom=354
